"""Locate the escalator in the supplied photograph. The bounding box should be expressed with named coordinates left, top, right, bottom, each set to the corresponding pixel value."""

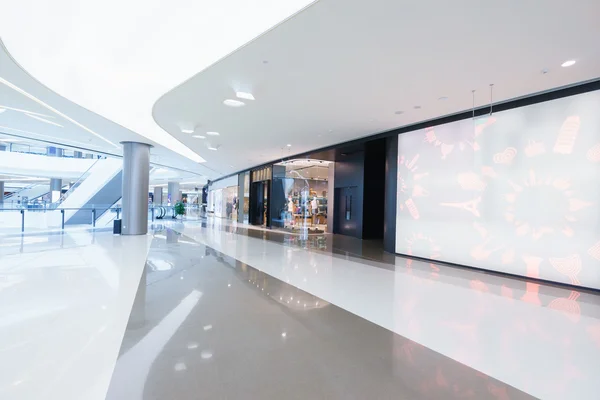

left=59, top=158, right=123, bottom=225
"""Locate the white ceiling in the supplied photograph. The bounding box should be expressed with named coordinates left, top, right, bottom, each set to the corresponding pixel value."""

left=153, top=0, right=600, bottom=178
left=0, top=0, right=316, bottom=178
left=0, top=41, right=212, bottom=179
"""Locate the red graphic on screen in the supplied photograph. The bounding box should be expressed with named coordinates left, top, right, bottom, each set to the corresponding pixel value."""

left=441, top=197, right=481, bottom=217
left=398, top=154, right=429, bottom=220
left=586, top=143, right=600, bottom=162
left=493, top=147, right=517, bottom=164
left=424, top=117, right=495, bottom=159
left=405, top=233, right=441, bottom=276
left=525, top=140, right=546, bottom=157
left=504, top=170, right=591, bottom=240
left=398, top=93, right=600, bottom=289
left=553, top=116, right=580, bottom=154
left=587, top=241, right=600, bottom=261
left=549, top=254, right=582, bottom=285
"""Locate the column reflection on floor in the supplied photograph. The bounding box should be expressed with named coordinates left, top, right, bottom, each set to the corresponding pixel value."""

left=106, top=228, right=532, bottom=400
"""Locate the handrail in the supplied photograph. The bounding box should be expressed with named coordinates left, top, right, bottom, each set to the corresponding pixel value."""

left=2, top=182, right=40, bottom=200
left=55, top=158, right=100, bottom=206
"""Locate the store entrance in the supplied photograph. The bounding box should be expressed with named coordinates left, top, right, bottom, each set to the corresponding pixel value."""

left=250, top=181, right=270, bottom=227
left=271, top=159, right=331, bottom=234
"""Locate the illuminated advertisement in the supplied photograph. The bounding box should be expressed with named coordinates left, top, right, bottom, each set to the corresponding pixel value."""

left=396, top=90, right=600, bottom=289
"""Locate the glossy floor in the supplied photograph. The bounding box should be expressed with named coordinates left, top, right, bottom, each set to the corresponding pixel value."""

left=1, top=221, right=599, bottom=399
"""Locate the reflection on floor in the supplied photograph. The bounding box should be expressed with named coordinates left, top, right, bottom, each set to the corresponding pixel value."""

left=2, top=221, right=600, bottom=400
left=107, top=231, right=532, bottom=399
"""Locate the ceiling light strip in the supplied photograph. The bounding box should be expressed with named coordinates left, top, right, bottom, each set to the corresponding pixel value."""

left=0, top=104, right=54, bottom=118
left=25, top=113, right=64, bottom=127
left=0, top=76, right=119, bottom=148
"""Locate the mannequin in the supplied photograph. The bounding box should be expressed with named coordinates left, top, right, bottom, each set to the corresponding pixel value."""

left=311, top=197, right=318, bottom=225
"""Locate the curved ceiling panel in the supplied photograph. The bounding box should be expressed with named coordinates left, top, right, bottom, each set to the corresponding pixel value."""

left=153, top=0, right=600, bottom=178
left=0, top=0, right=317, bottom=177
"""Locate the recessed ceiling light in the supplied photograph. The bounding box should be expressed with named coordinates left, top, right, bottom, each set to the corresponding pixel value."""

left=287, top=144, right=292, bottom=147
left=0, top=108, right=6, bottom=114
left=193, top=135, right=206, bottom=139
left=208, top=146, right=218, bottom=151
left=181, top=128, right=194, bottom=134
left=561, top=60, right=576, bottom=67
left=236, top=92, right=255, bottom=101
left=206, top=131, right=220, bottom=136
left=263, top=60, right=269, bottom=64
left=394, top=110, right=404, bottom=115
left=438, top=96, right=448, bottom=101
left=413, top=105, right=421, bottom=109
left=223, top=99, right=245, bottom=107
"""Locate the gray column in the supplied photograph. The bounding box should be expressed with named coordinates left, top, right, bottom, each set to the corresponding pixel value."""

left=85, top=153, right=94, bottom=159
left=0, top=181, right=4, bottom=208
left=153, top=186, right=163, bottom=205
left=73, top=151, right=83, bottom=158
left=121, top=142, right=151, bottom=235
left=47, top=147, right=64, bottom=202
left=168, top=182, right=180, bottom=204
left=49, top=178, right=62, bottom=192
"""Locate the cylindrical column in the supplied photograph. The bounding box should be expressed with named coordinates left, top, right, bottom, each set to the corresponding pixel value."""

left=121, top=142, right=151, bottom=235
left=153, top=186, right=163, bottom=205
left=168, top=182, right=180, bottom=204
left=50, top=178, right=62, bottom=192
left=49, top=178, right=62, bottom=203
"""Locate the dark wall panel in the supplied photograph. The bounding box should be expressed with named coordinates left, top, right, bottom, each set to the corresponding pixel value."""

left=383, top=135, right=398, bottom=253
left=363, top=139, right=386, bottom=239
left=333, top=151, right=365, bottom=238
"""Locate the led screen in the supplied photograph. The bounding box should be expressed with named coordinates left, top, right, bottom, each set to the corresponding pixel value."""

left=396, top=90, right=600, bottom=289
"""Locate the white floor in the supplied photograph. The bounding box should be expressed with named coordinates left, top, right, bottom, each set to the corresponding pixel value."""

left=0, top=231, right=152, bottom=400
left=1, top=222, right=599, bottom=400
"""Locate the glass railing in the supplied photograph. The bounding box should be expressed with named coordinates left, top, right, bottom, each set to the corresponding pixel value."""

left=53, top=159, right=100, bottom=206
left=0, top=204, right=205, bottom=235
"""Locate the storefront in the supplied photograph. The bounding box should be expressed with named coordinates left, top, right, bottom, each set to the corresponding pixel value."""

left=271, top=159, right=332, bottom=234
left=207, top=175, right=239, bottom=221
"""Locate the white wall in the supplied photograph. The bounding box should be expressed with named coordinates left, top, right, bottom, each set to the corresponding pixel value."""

left=396, top=90, right=600, bottom=290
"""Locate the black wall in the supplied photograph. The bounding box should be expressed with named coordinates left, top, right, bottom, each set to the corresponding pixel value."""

left=362, top=139, right=386, bottom=239
left=383, top=136, right=398, bottom=253
left=332, top=139, right=386, bottom=240
left=333, top=150, right=365, bottom=238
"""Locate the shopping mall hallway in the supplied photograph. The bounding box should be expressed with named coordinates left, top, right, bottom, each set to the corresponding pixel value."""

left=1, top=220, right=598, bottom=400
